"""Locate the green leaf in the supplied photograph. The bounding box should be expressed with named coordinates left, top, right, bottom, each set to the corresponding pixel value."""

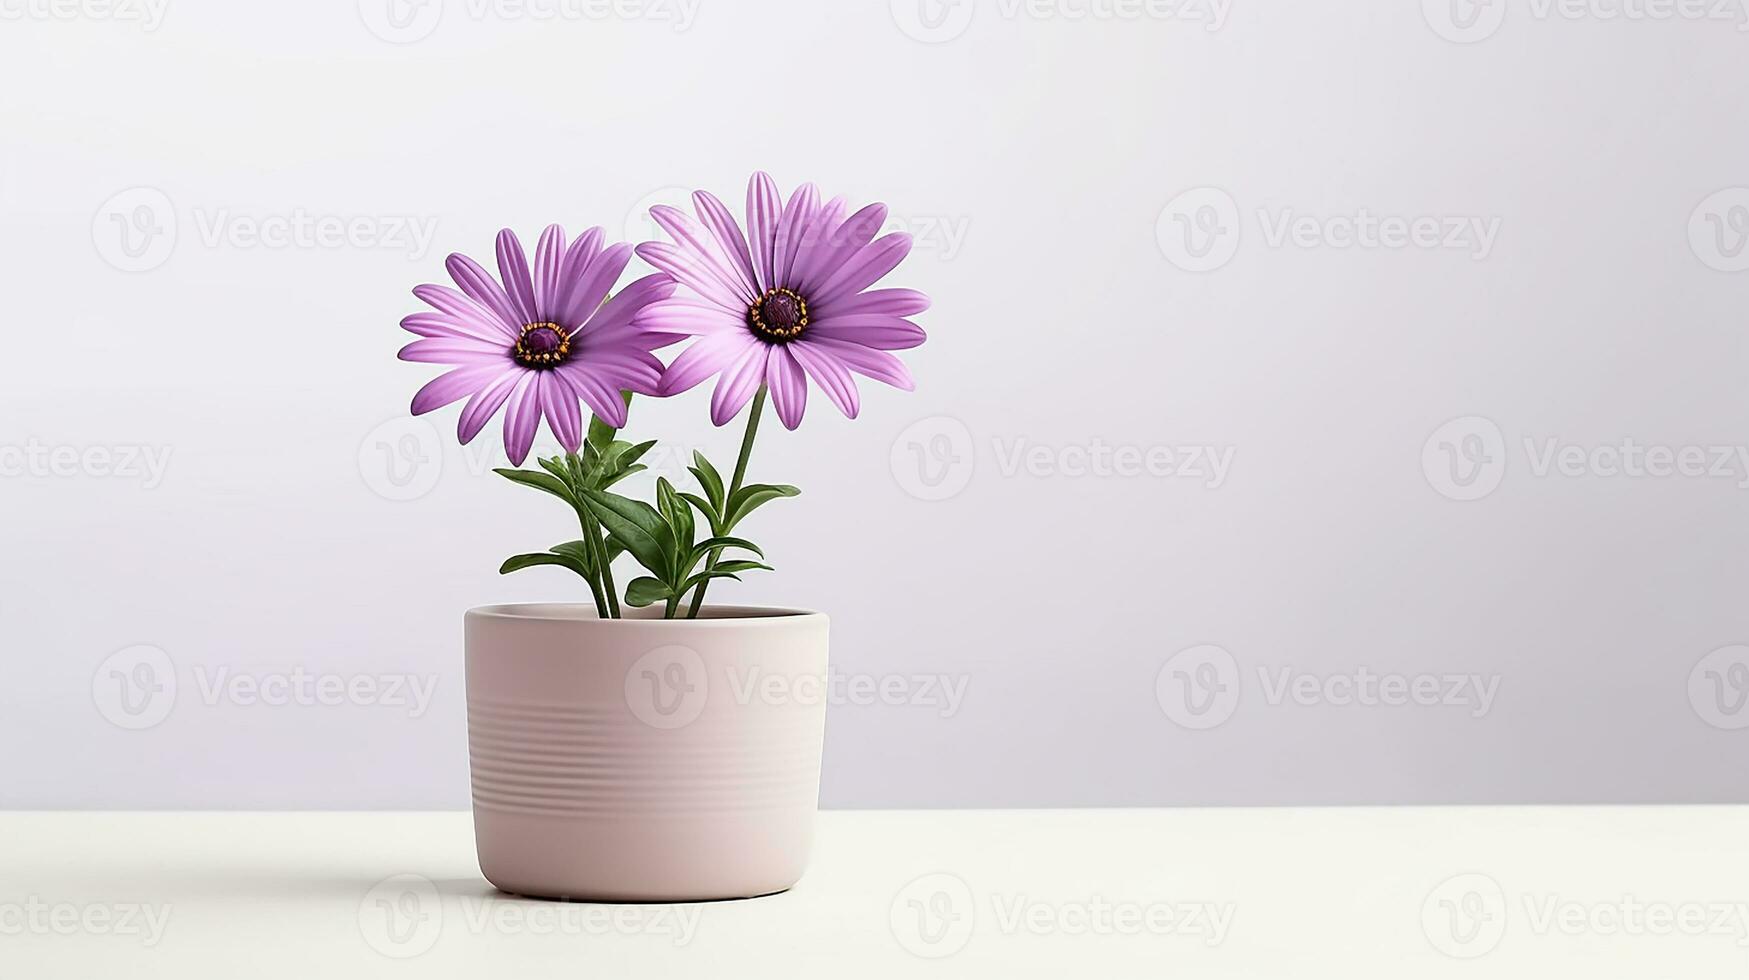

left=678, top=492, right=723, bottom=536
left=550, top=541, right=596, bottom=573
left=500, top=553, right=588, bottom=577
left=691, top=451, right=726, bottom=513
left=688, top=536, right=764, bottom=570
left=683, top=569, right=746, bottom=592
left=599, top=463, right=647, bottom=491
left=711, top=560, right=773, bottom=575
left=494, top=468, right=577, bottom=506
left=724, top=484, right=800, bottom=529
left=623, top=576, right=672, bottom=607
left=537, top=456, right=577, bottom=492
left=657, top=479, right=695, bottom=560
left=582, top=490, right=671, bottom=578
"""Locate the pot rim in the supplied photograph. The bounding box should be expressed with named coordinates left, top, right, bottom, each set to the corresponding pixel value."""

left=467, top=603, right=826, bottom=627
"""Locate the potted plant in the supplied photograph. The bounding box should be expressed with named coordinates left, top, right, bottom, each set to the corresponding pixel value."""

left=397, top=173, right=929, bottom=901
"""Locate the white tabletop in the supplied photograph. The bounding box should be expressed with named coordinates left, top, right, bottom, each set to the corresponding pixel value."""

left=1, top=808, right=1743, bottom=977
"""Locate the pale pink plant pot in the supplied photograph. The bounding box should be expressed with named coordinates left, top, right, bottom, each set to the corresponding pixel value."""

left=464, top=603, right=829, bottom=902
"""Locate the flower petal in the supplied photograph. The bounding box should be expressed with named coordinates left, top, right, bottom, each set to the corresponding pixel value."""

left=398, top=338, right=508, bottom=364
left=811, top=233, right=914, bottom=308
left=765, top=344, right=808, bottom=430
left=650, top=205, right=756, bottom=305
left=710, top=341, right=771, bottom=426
left=806, top=314, right=927, bottom=350
left=539, top=371, right=583, bottom=453
left=805, top=337, right=915, bottom=391
left=413, top=284, right=518, bottom=339
left=809, top=203, right=888, bottom=290
left=533, top=224, right=567, bottom=322
left=747, top=171, right=783, bottom=292
left=444, top=254, right=524, bottom=334
left=773, top=182, right=819, bottom=290
left=558, top=243, right=633, bottom=330
left=400, top=312, right=510, bottom=345
left=458, top=368, right=524, bottom=445
left=812, top=286, right=931, bottom=319
left=789, top=195, right=848, bottom=294
left=635, top=241, right=747, bottom=314
left=788, top=340, right=861, bottom=419
left=496, top=229, right=539, bottom=327
left=660, top=331, right=759, bottom=395
left=556, top=363, right=628, bottom=427
left=582, top=273, right=676, bottom=336
left=692, top=189, right=761, bottom=299
left=635, top=299, right=741, bottom=336
left=501, top=371, right=543, bottom=466
left=554, top=227, right=606, bottom=316
left=410, top=362, right=504, bottom=416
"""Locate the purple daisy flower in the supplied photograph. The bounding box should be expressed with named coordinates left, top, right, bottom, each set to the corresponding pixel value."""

left=635, top=172, right=929, bottom=429
left=400, top=225, right=679, bottom=465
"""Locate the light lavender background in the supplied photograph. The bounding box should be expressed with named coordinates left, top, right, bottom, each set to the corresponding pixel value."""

left=2, top=0, right=1747, bottom=810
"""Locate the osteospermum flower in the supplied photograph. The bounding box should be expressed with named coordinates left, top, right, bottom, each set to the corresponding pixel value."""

left=635, top=172, right=929, bottom=429
left=400, top=226, right=678, bottom=465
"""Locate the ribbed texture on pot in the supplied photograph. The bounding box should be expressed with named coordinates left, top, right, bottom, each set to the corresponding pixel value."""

left=466, top=696, right=825, bottom=817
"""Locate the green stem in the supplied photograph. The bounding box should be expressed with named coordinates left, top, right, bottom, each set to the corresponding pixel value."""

left=685, top=386, right=766, bottom=619
left=582, top=391, right=635, bottom=619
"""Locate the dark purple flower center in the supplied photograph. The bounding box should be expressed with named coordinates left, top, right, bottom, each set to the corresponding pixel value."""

left=514, top=322, right=570, bottom=369
left=748, top=287, right=809, bottom=343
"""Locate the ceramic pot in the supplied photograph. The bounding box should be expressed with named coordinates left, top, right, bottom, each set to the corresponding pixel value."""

left=464, top=603, right=829, bottom=902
